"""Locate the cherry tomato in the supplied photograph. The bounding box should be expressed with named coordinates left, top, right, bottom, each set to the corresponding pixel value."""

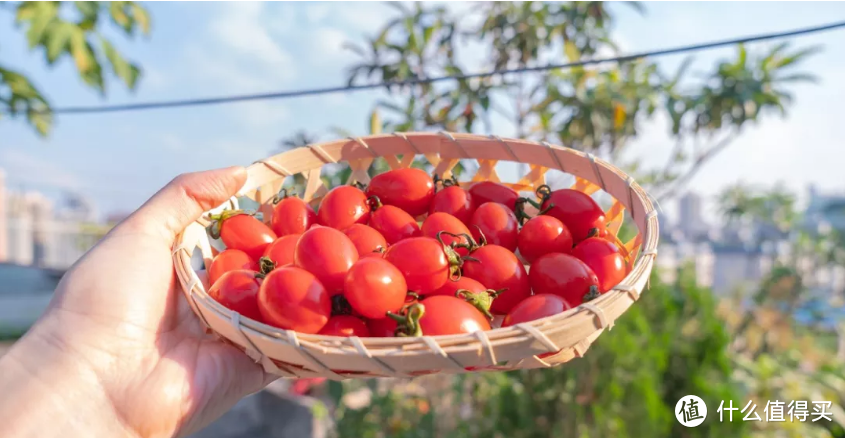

left=343, top=224, right=387, bottom=257
left=366, top=168, right=434, bottom=217
left=208, top=249, right=257, bottom=287
left=517, top=216, right=574, bottom=263
left=462, top=244, right=530, bottom=314
left=368, top=203, right=421, bottom=245
left=271, top=190, right=317, bottom=236
left=384, top=237, right=456, bottom=295
left=262, top=233, right=301, bottom=266
left=418, top=296, right=491, bottom=336
left=294, top=226, right=359, bottom=295
left=539, top=187, right=607, bottom=243
left=318, top=185, right=370, bottom=230
left=318, top=315, right=371, bottom=337
left=367, top=317, right=398, bottom=337
left=469, top=181, right=518, bottom=211
left=530, top=252, right=600, bottom=304
left=430, top=185, right=474, bottom=225
left=209, top=269, right=264, bottom=322
left=429, top=276, right=486, bottom=297
left=421, top=212, right=473, bottom=256
left=258, top=266, right=331, bottom=334
left=214, top=212, right=277, bottom=260
left=502, top=294, right=572, bottom=327
left=571, top=237, right=629, bottom=293
left=344, top=258, right=408, bottom=319
left=469, top=202, right=519, bottom=252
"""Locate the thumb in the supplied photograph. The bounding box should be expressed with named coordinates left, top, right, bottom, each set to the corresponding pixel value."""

left=116, top=166, right=247, bottom=243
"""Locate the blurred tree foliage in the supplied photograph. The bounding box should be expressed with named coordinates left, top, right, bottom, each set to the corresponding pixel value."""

left=0, top=1, right=150, bottom=135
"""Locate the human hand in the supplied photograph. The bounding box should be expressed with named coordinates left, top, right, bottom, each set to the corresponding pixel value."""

left=0, top=167, right=276, bottom=438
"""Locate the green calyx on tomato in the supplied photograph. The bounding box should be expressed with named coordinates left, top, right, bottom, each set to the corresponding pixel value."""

left=206, top=209, right=258, bottom=239
left=351, top=180, right=368, bottom=191
left=367, top=195, right=383, bottom=211
left=435, top=231, right=481, bottom=280
left=454, top=288, right=506, bottom=320
left=432, top=173, right=459, bottom=193
left=256, top=256, right=276, bottom=279
left=583, top=285, right=601, bottom=302
left=271, top=187, right=297, bottom=204
left=387, top=302, right=425, bottom=337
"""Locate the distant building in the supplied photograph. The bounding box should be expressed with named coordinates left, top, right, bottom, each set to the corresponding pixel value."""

left=678, top=192, right=710, bottom=241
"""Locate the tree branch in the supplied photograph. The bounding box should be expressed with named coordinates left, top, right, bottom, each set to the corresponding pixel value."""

left=654, top=130, right=738, bottom=201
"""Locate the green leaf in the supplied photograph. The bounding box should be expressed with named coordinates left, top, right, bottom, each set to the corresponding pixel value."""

left=74, top=1, right=100, bottom=30
left=21, top=2, right=58, bottom=49
left=564, top=40, right=580, bottom=62
left=131, top=3, right=151, bottom=35
left=45, top=22, right=74, bottom=64
left=101, top=37, right=140, bottom=89
left=110, top=1, right=133, bottom=34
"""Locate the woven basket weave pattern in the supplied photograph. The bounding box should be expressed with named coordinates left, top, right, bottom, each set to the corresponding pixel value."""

left=172, top=132, right=659, bottom=380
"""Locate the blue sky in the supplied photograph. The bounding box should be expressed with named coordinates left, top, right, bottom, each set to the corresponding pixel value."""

left=1, top=2, right=845, bottom=223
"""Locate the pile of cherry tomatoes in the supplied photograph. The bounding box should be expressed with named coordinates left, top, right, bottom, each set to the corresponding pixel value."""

left=205, top=167, right=630, bottom=339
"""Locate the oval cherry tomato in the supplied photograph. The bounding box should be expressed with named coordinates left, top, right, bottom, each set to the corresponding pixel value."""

left=258, top=266, right=331, bottom=334
left=469, top=181, right=518, bottom=211
left=366, top=168, right=434, bottom=217
left=343, top=224, right=387, bottom=257
left=318, top=185, right=370, bottom=230
left=294, top=226, right=359, bottom=295
left=462, top=244, right=530, bottom=314
left=469, top=202, right=519, bottom=252
left=384, top=237, right=454, bottom=295
left=262, top=234, right=301, bottom=266
left=271, top=190, right=317, bottom=236
left=318, top=315, right=371, bottom=337
left=571, top=237, right=629, bottom=293
left=208, top=269, right=264, bottom=322
left=530, top=252, right=600, bottom=304
left=517, top=215, right=573, bottom=263
left=367, top=317, right=397, bottom=337
left=502, top=294, right=572, bottom=327
left=368, top=203, right=421, bottom=245
left=429, top=276, right=486, bottom=297
left=214, top=212, right=277, bottom=260
left=539, top=188, right=607, bottom=243
left=418, top=296, right=491, bottom=336
left=421, top=212, right=473, bottom=256
left=208, top=249, right=257, bottom=287
left=344, top=258, right=408, bottom=319
left=430, top=185, right=474, bottom=225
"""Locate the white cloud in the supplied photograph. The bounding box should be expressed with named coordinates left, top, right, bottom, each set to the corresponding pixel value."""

left=310, top=27, right=355, bottom=66
left=304, top=3, right=330, bottom=24
left=0, top=149, right=83, bottom=191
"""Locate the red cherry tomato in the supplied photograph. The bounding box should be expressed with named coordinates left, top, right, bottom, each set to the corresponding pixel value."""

left=462, top=244, right=530, bottom=314
left=368, top=204, right=421, bottom=245
left=429, top=276, right=486, bottom=297
left=571, top=237, right=629, bottom=293
left=367, top=317, right=398, bottom=337
left=530, top=252, right=600, bottom=304
left=502, top=294, right=572, bottom=327
left=271, top=190, right=317, bottom=236
left=539, top=188, right=607, bottom=243
left=430, top=185, right=474, bottom=225
left=294, top=226, right=359, bottom=295
left=208, top=269, right=264, bottom=322
left=418, top=296, right=491, bottom=336
left=208, top=249, right=257, bottom=287
left=366, top=168, right=434, bottom=217
left=344, top=258, right=408, bottom=319
left=421, top=212, right=473, bottom=256
left=215, top=212, right=277, bottom=260
left=343, top=224, right=388, bottom=257
left=318, top=185, right=371, bottom=230
left=469, top=202, right=519, bottom=252
left=318, top=315, right=371, bottom=337
left=384, top=237, right=454, bottom=295
left=469, top=181, right=518, bottom=211
left=262, top=234, right=301, bottom=266
left=517, top=216, right=574, bottom=263
left=258, top=266, right=331, bottom=334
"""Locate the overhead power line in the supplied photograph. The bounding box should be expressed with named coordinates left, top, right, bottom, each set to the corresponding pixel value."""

left=19, top=20, right=845, bottom=116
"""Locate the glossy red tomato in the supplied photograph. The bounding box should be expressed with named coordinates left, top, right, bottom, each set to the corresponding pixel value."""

left=430, top=185, right=474, bottom=225
left=317, top=185, right=371, bottom=230
left=530, top=253, right=599, bottom=304
left=421, top=212, right=473, bottom=256
left=258, top=266, right=331, bottom=334
left=469, top=202, right=519, bottom=252
left=368, top=204, right=421, bottom=245
left=343, top=224, right=387, bottom=256
left=418, top=296, right=491, bottom=336
left=571, top=237, right=629, bottom=293
left=209, top=269, right=264, bottom=322
left=294, top=226, right=359, bottom=295
left=469, top=181, right=518, bottom=211
left=262, top=233, right=301, bottom=267
left=384, top=237, right=454, bottom=295
left=318, top=315, right=371, bottom=337
left=518, top=216, right=574, bottom=263
left=344, top=258, right=408, bottom=319
left=539, top=187, right=607, bottom=243
left=429, top=276, right=486, bottom=297
left=367, top=317, right=398, bottom=337
left=215, top=212, right=277, bottom=260
left=208, top=249, right=257, bottom=287
left=366, top=168, right=434, bottom=217
left=502, top=294, right=573, bottom=327
left=271, top=191, right=317, bottom=236
left=462, top=244, right=530, bottom=314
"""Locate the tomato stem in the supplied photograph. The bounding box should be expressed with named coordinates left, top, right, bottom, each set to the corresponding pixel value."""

left=366, top=195, right=383, bottom=211
left=535, top=184, right=552, bottom=203
left=351, top=181, right=368, bottom=191
left=387, top=303, right=425, bottom=337
left=206, top=209, right=252, bottom=239
left=272, top=187, right=293, bottom=205
left=587, top=227, right=600, bottom=239
left=455, top=288, right=506, bottom=320
left=583, top=285, right=601, bottom=302
left=258, top=257, right=277, bottom=275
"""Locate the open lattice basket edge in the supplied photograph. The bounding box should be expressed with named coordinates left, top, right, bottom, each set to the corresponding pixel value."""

left=172, top=131, right=659, bottom=380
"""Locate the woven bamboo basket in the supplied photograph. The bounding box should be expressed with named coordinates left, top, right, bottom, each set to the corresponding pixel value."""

left=172, top=132, right=659, bottom=380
